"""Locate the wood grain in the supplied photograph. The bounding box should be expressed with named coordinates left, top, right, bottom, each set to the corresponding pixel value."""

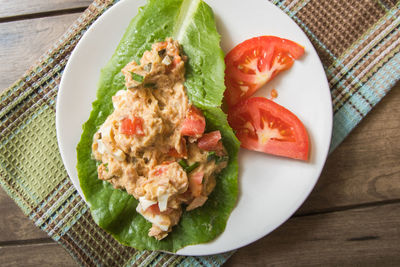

left=0, top=13, right=80, bottom=90
left=0, top=242, right=76, bottom=267
left=0, top=0, right=91, bottom=19
left=2, top=202, right=399, bottom=267
left=226, top=202, right=400, bottom=266
left=0, top=190, right=47, bottom=242
left=298, top=83, right=400, bottom=214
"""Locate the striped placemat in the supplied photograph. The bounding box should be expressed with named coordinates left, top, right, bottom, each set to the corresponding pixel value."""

left=1, top=0, right=399, bottom=266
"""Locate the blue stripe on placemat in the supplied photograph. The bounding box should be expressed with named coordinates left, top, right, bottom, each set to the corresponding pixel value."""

left=330, top=52, right=400, bottom=152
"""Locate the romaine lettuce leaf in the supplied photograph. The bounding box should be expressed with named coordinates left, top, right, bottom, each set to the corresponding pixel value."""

left=76, top=0, right=239, bottom=252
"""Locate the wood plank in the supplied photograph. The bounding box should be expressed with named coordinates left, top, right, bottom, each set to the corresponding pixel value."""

left=226, top=202, right=400, bottom=266
left=0, top=242, right=76, bottom=267
left=0, top=0, right=91, bottom=19
left=298, top=83, right=400, bottom=214
left=2, top=202, right=399, bottom=266
left=0, top=13, right=80, bottom=91
left=0, top=189, right=47, bottom=242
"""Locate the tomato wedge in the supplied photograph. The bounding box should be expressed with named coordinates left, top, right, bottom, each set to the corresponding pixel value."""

left=181, top=106, right=206, bottom=138
left=227, top=97, right=309, bottom=160
left=224, top=36, right=304, bottom=107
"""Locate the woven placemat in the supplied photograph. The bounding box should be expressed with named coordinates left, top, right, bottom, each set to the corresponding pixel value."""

left=1, top=0, right=399, bottom=266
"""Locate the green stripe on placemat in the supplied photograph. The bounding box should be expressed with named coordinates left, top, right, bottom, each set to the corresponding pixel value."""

left=1, top=0, right=399, bottom=266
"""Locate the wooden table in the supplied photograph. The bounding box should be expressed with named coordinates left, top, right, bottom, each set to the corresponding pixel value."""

left=1, top=1, right=399, bottom=266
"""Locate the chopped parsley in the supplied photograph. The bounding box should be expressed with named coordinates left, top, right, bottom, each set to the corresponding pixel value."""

left=207, top=151, right=228, bottom=163
left=144, top=83, right=157, bottom=88
left=186, top=162, right=199, bottom=173
left=131, top=72, right=144, bottom=82
left=178, top=159, right=199, bottom=173
left=178, top=159, right=188, bottom=169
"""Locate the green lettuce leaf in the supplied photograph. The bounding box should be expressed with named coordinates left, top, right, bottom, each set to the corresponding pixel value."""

left=76, top=0, right=239, bottom=252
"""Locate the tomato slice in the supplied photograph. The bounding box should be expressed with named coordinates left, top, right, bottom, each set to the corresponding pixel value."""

left=120, top=117, right=144, bottom=136
left=197, top=131, right=221, bottom=151
left=228, top=97, right=309, bottom=160
left=224, top=36, right=304, bottom=107
left=181, top=106, right=206, bottom=137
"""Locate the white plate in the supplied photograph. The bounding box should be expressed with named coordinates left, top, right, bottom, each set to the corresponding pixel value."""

left=56, top=0, right=332, bottom=256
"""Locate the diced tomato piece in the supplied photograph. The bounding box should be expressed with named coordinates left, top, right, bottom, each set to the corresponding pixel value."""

left=181, top=106, right=206, bottom=137
left=146, top=204, right=161, bottom=215
left=120, top=117, right=144, bottom=136
left=152, top=163, right=171, bottom=176
left=152, top=168, right=164, bottom=176
left=171, top=56, right=181, bottom=68
left=214, top=141, right=224, bottom=156
left=168, top=148, right=182, bottom=158
left=167, top=138, right=187, bottom=158
left=270, top=89, right=278, bottom=99
left=197, top=131, right=222, bottom=151
left=192, top=171, right=204, bottom=184
left=189, top=171, right=204, bottom=197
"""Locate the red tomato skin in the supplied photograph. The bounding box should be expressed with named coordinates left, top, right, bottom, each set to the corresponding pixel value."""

left=228, top=97, right=309, bottom=161
left=181, top=106, right=206, bottom=137
left=192, top=171, right=204, bottom=185
left=197, top=131, right=222, bottom=151
left=120, top=117, right=144, bottom=136
left=189, top=171, right=204, bottom=197
left=151, top=162, right=173, bottom=176
left=224, top=36, right=304, bottom=108
left=168, top=138, right=187, bottom=158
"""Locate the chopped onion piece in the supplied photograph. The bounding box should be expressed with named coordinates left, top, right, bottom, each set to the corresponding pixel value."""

left=99, top=125, right=112, bottom=139
left=139, top=196, right=157, bottom=211
left=112, top=149, right=125, bottom=161
left=96, top=139, right=106, bottom=154
left=157, top=193, right=169, bottom=212
left=136, top=204, right=169, bottom=231
left=162, top=55, right=172, bottom=65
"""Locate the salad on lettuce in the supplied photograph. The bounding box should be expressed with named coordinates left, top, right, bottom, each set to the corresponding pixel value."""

left=76, top=0, right=239, bottom=252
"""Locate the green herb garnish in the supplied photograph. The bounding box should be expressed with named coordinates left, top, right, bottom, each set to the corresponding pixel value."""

left=131, top=72, right=144, bottom=82
left=178, top=159, right=199, bottom=173
left=144, top=83, right=157, bottom=88
left=207, top=151, right=217, bottom=162
left=216, top=156, right=228, bottom=163
left=207, top=151, right=228, bottom=163
left=185, top=162, right=199, bottom=173
left=178, top=159, right=188, bottom=169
